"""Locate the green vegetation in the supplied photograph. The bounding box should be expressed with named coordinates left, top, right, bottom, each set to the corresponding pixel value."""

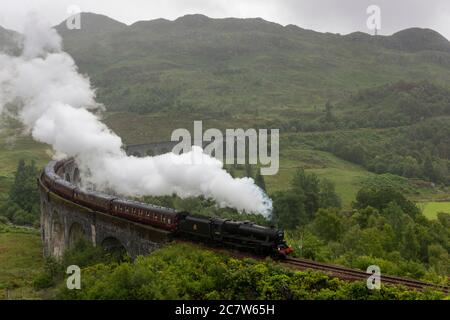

left=0, top=223, right=44, bottom=299
left=143, top=170, right=450, bottom=283
left=271, top=169, right=341, bottom=229
left=32, top=239, right=126, bottom=291
left=419, top=202, right=450, bottom=220
left=290, top=118, right=450, bottom=184
left=282, top=178, right=450, bottom=282
left=0, top=123, right=49, bottom=208
left=339, top=81, right=450, bottom=128
left=54, top=14, right=450, bottom=118
left=0, top=13, right=449, bottom=300
left=0, top=159, right=41, bottom=226
left=57, top=243, right=446, bottom=300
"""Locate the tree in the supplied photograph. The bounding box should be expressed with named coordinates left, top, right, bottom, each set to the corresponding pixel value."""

left=383, top=203, right=407, bottom=246
left=312, top=208, right=344, bottom=242
left=353, top=186, right=420, bottom=218
left=271, top=191, right=307, bottom=230
left=318, top=179, right=341, bottom=209
left=402, top=222, right=420, bottom=260
left=427, top=244, right=449, bottom=275
left=1, top=159, right=40, bottom=226
left=291, top=169, right=320, bottom=219
left=423, top=156, right=436, bottom=182
left=402, top=156, right=421, bottom=178
left=272, top=170, right=342, bottom=229
left=352, top=206, right=379, bottom=228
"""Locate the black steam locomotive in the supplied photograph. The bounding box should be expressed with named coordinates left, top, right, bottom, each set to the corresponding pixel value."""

left=40, top=160, right=293, bottom=257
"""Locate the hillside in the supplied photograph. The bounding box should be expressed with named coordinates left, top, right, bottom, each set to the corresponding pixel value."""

left=338, top=80, right=450, bottom=128
left=2, top=13, right=450, bottom=188
left=0, top=26, right=19, bottom=53
left=383, top=28, right=450, bottom=53
left=0, top=13, right=449, bottom=300
left=51, top=13, right=450, bottom=187
left=49, top=13, right=450, bottom=116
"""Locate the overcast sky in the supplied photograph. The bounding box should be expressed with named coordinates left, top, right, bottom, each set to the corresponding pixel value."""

left=1, top=0, right=449, bottom=39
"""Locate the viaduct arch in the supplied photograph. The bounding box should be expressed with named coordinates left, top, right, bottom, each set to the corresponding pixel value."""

left=39, top=143, right=175, bottom=260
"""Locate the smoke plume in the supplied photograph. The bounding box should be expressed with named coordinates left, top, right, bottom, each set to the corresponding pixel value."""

left=0, top=15, right=272, bottom=216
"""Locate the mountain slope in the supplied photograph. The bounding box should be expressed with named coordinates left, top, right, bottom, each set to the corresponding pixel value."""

left=47, top=13, right=450, bottom=116
left=0, top=26, right=20, bottom=53
left=55, top=12, right=127, bottom=37
left=383, top=28, right=450, bottom=53
left=338, top=80, right=450, bottom=128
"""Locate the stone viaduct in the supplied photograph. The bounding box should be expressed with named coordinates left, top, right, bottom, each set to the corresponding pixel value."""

left=39, top=143, right=175, bottom=260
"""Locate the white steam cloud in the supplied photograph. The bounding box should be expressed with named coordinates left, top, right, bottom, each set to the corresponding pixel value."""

left=0, top=15, right=272, bottom=216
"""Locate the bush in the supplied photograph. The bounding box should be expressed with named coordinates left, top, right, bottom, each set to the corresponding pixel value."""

left=33, top=240, right=121, bottom=291
left=0, top=159, right=40, bottom=226
left=56, top=244, right=447, bottom=300
left=33, top=272, right=54, bottom=290
left=0, top=215, right=9, bottom=224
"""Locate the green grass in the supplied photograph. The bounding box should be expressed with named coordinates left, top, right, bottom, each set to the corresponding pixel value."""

left=0, top=126, right=50, bottom=206
left=0, top=225, right=44, bottom=299
left=264, top=145, right=375, bottom=208
left=418, top=202, right=450, bottom=220
left=101, top=111, right=376, bottom=208
left=103, top=112, right=450, bottom=210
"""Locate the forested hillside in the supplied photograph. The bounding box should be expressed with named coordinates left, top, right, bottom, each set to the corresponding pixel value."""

left=0, top=12, right=449, bottom=300
left=53, top=13, right=450, bottom=116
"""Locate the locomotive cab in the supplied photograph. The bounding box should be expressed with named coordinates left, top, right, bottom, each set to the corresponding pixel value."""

left=274, top=230, right=293, bottom=258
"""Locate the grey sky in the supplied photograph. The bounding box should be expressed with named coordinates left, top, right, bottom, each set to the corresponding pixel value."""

left=0, top=0, right=449, bottom=39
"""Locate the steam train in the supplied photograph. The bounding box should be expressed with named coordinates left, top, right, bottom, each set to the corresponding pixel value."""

left=40, top=160, right=293, bottom=257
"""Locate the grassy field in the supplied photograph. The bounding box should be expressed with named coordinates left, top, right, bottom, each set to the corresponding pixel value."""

left=264, top=145, right=375, bottom=208
left=1, top=114, right=448, bottom=213
left=0, top=125, right=50, bottom=206
left=418, top=202, right=450, bottom=220
left=0, top=225, right=44, bottom=299
left=104, top=112, right=450, bottom=210
left=0, top=125, right=50, bottom=300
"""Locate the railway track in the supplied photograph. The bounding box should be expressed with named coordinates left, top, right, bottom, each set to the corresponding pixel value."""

left=44, top=159, right=449, bottom=294
left=176, top=240, right=449, bottom=293
left=284, top=257, right=449, bottom=293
